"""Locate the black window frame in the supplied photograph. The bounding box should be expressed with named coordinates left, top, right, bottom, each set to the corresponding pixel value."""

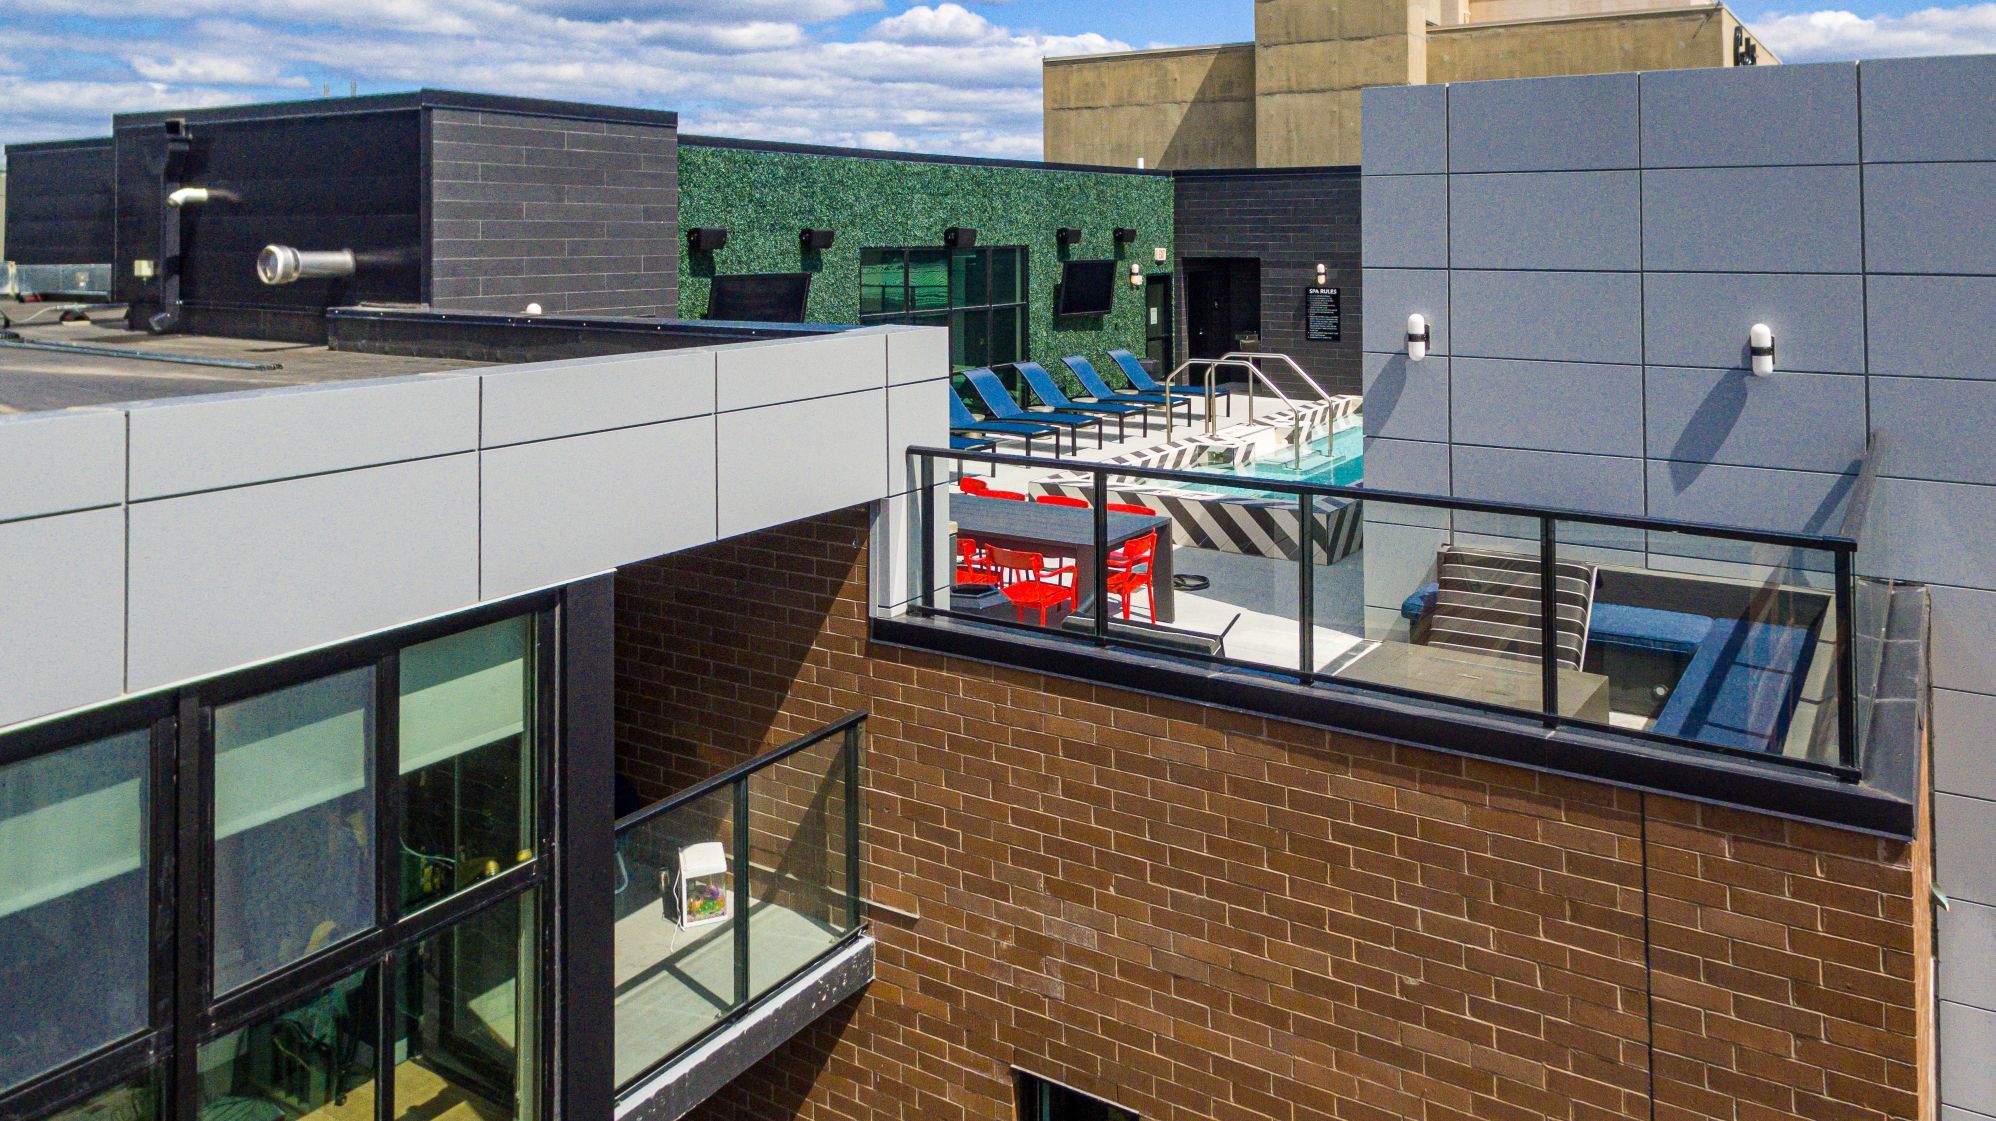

left=857, top=245, right=1029, bottom=372
left=1014, top=1069, right=1138, bottom=1121
left=0, top=590, right=565, bottom=1121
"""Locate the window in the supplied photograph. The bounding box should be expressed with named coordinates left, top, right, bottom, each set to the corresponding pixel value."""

left=212, top=668, right=377, bottom=994
left=394, top=891, right=540, bottom=1121
left=0, top=730, right=153, bottom=1091
left=859, top=247, right=1026, bottom=370
left=1017, top=1072, right=1137, bottom=1121
left=399, top=616, right=537, bottom=913
left=197, top=969, right=381, bottom=1119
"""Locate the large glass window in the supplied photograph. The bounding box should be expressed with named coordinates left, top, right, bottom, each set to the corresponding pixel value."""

left=212, top=668, right=377, bottom=995
left=394, top=891, right=540, bottom=1121
left=46, top=1069, right=160, bottom=1121
left=399, top=617, right=537, bottom=913
left=197, top=969, right=379, bottom=1121
left=0, top=730, right=152, bottom=1091
left=859, top=247, right=1026, bottom=370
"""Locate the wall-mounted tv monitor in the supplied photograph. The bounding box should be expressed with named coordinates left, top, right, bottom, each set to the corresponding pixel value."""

left=1055, top=260, right=1116, bottom=317
left=706, top=272, right=813, bottom=323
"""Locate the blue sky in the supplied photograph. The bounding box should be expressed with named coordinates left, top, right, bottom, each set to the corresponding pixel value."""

left=3, top=0, right=1992, bottom=159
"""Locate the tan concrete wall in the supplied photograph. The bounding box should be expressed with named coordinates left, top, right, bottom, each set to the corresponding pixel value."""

left=1467, top=0, right=1702, bottom=24
left=1428, top=7, right=1757, bottom=82
left=1043, top=44, right=1257, bottom=169
left=1255, top=0, right=1426, bottom=167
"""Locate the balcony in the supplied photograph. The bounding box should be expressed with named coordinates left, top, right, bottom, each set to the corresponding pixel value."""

left=884, top=442, right=1924, bottom=835
left=612, top=714, right=868, bottom=1121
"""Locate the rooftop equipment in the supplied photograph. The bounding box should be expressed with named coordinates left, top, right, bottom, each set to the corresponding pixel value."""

left=256, top=245, right=358, bottom=286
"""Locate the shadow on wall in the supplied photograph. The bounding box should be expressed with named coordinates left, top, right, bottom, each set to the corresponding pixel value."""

left=613, top=512, right=869, bottom=803
left=681, top=995, right=863, bottom=1121
left=1162, top=60, right=1257, bottom=170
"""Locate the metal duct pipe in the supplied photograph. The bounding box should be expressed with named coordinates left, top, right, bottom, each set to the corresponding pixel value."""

left=257, top=245, right=358, bottom=286
left=167, top=186, right=240, bottom=208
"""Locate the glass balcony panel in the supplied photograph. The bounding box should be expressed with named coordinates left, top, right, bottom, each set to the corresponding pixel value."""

left=1561, top=523, right=1845, bottom=764
left=1329, top=501, right=1553, bottom=718
left=612, top=786, right=737, bottom=1087
left=744, top=733, right=853, bottom=1004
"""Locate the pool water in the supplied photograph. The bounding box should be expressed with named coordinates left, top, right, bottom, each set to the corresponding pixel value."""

left=1178, top=426, right=1364, bottom=498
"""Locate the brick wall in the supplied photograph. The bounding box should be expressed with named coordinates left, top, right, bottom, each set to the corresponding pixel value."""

left=428, top=107, right=676, bottom=316
left=613, top=507, right=1929, bottom=1121
left=1173, top=168, right=1362, bottom=397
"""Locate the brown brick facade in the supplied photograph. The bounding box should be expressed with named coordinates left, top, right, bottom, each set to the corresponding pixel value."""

left=613, top=507, right=1930, bottom=1121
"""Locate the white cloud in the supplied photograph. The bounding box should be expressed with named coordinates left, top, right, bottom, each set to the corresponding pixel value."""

left=1750, top=3, right=1996, bottom=59
left=0, top=0, right=1130, bottom=158
left=868, top=3, right=1005, bottom=45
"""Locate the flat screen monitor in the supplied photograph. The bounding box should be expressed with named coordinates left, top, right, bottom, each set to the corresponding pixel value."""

left=706, top=272, right=813, bottom=323
left=1055, top=260, right=1116, bottom=317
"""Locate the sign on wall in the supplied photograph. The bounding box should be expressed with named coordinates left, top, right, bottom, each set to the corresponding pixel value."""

left=1306, top=286, right=1341, bottom=342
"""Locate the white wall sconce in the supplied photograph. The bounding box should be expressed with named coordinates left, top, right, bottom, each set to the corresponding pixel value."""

left=1128, top=263, right=1143, bottom=288
left=1315, top=263, right=1328, bottom=284
left=1406, top=313, right=1430, bottom=362
left=1749, top=323, right=1776, bottom=377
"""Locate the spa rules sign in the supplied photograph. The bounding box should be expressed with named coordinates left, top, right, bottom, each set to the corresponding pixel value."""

left=1306, top=286, right=1341, bottom=341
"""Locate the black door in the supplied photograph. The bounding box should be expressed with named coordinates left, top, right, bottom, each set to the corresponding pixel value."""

left=1182, top=257, right=1261, bottom=360
left=1144, top=273, right=1173, bottom=373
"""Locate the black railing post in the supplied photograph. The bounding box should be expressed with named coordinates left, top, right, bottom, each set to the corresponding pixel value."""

left=1297, top=493, right=1315, bottom=683
left=1093, top=467, right=1111, bottom=645
left=918, top=452, right=936, bottom=614
left=844, top=722, right=863, bottom=929
left=732, top=776, right=752, bottom=1007
left=1835, top=547, right=1859, bottom=776
left=1539, top=517, right=1559, bottom=729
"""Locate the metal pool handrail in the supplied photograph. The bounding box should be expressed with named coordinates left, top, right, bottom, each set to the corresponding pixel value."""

left=1221, top=350, right=1339, bottom=405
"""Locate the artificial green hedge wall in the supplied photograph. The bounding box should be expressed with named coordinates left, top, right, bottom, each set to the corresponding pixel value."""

left=677, top=143, right=1173, bottom=370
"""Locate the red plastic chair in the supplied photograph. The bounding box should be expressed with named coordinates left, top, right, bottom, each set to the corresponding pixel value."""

left=959, top=476, right=990, bottom=495
left=1036, top=494, right=1089, bottom=508
left=955, top=537, right=1000, bottom=586
left=983, top=489, right=1028, bottom=501
left=987, top=545, right=1077, bottom=626
left=1106, top=531, right=1158, bottom=621
left=1107, top=502, right=1152, bottom=517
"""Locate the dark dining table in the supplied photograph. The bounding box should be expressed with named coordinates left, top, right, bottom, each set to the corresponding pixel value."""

left=950, top=494, right=1176, bottom=623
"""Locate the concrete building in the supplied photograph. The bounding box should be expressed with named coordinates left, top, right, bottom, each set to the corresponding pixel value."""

left=1043, top=0, right=1776, bottom=168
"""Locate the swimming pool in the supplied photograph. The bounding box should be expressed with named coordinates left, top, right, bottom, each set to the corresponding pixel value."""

left=1181, top=425, right=1364, bottom=497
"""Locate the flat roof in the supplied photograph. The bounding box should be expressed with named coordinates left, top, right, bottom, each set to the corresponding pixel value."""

left=0, top=309, right=485, bottom=414
left=110, top=88, right=678, bottom=132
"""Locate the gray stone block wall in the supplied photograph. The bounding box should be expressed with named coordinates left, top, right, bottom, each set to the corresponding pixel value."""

left=1363, top=54, right=1996, bottom=1111
left=428, top=108, right=677, bottom=316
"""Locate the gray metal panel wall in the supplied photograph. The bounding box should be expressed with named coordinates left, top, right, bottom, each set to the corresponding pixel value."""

left=1174, top=168, right=1362, bottom=396
left=1364, top=56, right=1996, bottom=1115
left=2, top=139, right=116, bottom=265
left=427, top=107, right=678, bottom=316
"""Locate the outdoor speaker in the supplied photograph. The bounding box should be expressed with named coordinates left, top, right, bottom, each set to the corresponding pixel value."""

left=1113, top=227, right=1138, bottom=245
left=943, top=226, right=978, bottom=249
left=687, top=227, right=728, bottom=252
left=1056, top=227, right=1084, bottom=248
left=800, top=228, right=836, bottom=251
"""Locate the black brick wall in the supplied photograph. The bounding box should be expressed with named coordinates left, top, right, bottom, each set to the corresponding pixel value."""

left=1173, top=167, right=1361, bottom=397
left=4, top=139, right=115, bottom=265
left=428, top=108, right=677, bottom=316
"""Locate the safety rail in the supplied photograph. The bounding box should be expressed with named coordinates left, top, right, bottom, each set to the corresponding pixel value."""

left=1221, top=350, right=1340, bottom=407
left=1162, top=357, right=1318, bottom=468
left=912, top=443, right=1884, bottom=782
left=612, top=712, right=865, bottom=1093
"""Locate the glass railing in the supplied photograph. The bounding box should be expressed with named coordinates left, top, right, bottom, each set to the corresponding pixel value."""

left=911, top=445, right=1872, bottom=781
left=612, top=713, right=863, bottom=1092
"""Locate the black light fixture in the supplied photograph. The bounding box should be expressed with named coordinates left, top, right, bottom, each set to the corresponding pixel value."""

left=1113, top=227, right=1138, bottom=246
left=943, top=226, right=978, bottom=249
left=688, top=227, right=729, bottom=252
left=1056, top=227, right=1084, bottom=248
left=800, top=228, right=836, bottom=251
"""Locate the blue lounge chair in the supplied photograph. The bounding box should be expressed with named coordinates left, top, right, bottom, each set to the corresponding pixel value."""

left=950, top=434, right=996, bottom=453
left=1060, top=355, right=1191, bottom=423
left=1012, top=361, right=1149, bottom=441
left=1106, top=348, right=1234, bottom=417
left=949, top=390, right=1060, bottom=458
left=958, top=366, right=1103, bottom=453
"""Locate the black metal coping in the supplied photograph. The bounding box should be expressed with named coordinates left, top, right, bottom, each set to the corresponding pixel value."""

left=3, top=136, right=114, bottom=155
left=112, top=88, right=678, bottom=131
left=873, top=614, right=1920, bottom=839
left=678, top=134, right=1172, bottom=177
left=1172, top=164, right=1362, bottom=179
left=325, top=306, right=840, bottom=364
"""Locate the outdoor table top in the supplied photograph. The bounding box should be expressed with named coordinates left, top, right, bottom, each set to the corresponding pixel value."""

left=952, top=493, right=1169, bottom=549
